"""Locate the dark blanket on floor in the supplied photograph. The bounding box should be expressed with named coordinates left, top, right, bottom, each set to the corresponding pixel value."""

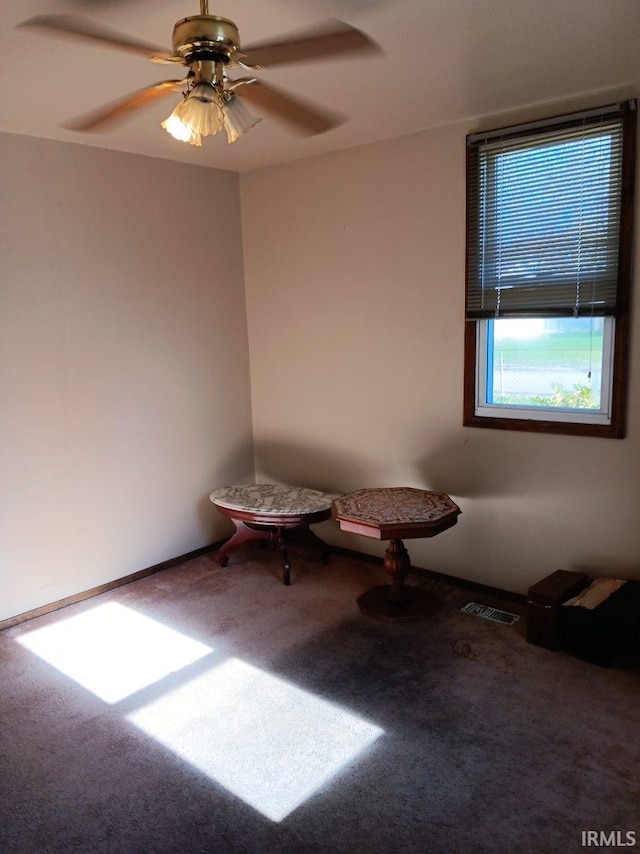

left=561, top=580, right=640, bottom=665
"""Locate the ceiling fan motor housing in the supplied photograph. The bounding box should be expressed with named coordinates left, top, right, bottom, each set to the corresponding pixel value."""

left=172, top=15, right=240, bottom=64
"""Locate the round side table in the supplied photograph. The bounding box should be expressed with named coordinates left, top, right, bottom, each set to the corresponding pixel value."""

left=210, top=484, right=335, bottom=585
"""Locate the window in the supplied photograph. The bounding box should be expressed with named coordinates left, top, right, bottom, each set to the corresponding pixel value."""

left=464, top=101, right=636, bottom=437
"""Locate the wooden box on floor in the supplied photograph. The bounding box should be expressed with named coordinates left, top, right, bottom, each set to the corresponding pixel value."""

left=527, top=570, right=589, bottom=650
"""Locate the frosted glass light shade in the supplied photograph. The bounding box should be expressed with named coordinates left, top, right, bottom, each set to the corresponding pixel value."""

left=180, top=83, right=224, bottom=138
left=161, top=83, right=224, bottom=147
left=161, top=108, right=200, bottom=145
left=223, top=93, right=261, bottom=144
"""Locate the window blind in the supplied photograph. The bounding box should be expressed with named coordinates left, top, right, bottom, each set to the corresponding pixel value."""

left=466, top=102, right=632, bottom=319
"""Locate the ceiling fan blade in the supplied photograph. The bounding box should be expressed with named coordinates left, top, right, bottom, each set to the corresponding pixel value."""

left=232, top=79, right=343, bottom=135
left=64, top=80, right=186, bottom=132
left=237, top=20, right=380, bottom=68
left=18, top=15, right=178, bottom=63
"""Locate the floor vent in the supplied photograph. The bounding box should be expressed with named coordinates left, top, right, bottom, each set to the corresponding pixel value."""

left=460, top=602, right=520, bottom=625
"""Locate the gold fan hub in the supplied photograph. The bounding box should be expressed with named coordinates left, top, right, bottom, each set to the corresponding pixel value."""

left=172, top=15, right=240, bottom=64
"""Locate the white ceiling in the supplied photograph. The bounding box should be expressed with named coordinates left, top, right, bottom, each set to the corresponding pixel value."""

left=1, top=0, right=639, bottom=173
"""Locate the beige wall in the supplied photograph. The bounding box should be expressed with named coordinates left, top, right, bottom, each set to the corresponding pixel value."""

left=0, top=133, right=254, bottom=621
left=240, top=114, right=640, bottom=594
left=3, top=100, right=638, bottom=620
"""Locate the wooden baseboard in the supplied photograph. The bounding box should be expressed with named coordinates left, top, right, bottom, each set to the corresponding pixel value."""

left=0, top=541, right=225, bottom=632
left=1, top=537, right=525, bottom=632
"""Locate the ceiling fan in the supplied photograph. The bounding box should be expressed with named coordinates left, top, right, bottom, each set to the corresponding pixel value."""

left=19, top=1, right=381, bottom=146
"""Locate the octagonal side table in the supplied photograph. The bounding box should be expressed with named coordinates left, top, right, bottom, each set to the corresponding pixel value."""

left=333, top=487, right=461, bottom=622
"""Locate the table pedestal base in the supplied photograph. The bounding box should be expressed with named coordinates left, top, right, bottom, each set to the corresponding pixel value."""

left=356, top=537, right=440, bottom=622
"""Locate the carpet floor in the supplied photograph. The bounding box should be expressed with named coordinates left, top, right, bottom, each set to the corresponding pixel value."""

left=1, top=546, right=638, bottom=854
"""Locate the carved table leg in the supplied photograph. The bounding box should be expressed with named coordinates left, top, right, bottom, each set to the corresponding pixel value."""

left=356, top=538, right=440, bottom=623
left=384, top=538, right=410, bottom=603
left=218, top=519, right=273, bottom=567
left=217, top=519, right=324, bottom=585
left=276, top=526, right=291, bottom=586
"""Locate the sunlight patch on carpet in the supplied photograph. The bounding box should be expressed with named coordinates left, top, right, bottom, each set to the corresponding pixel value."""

left=127, top=657, right=385, bottom=822
left=16, top=602, right=213, bottom=703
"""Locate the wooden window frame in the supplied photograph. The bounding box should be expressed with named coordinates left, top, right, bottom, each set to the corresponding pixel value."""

left=463, top=103, right=637, bottom=439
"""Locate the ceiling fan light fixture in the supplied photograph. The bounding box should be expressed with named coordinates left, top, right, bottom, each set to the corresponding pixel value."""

left=161, top=82, right=224, bottom=146
left=222, top=92, right=260, bottom=144
left=20, top=11, right=379, bottom=144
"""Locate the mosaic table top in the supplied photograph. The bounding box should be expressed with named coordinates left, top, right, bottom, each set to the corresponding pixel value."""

left=210, top=484, right=336, bottom=516
left=333, top=487, right=460, bottom=539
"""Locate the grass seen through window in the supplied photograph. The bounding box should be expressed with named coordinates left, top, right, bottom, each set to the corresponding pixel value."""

left=487, top=318, right=604, bottom=409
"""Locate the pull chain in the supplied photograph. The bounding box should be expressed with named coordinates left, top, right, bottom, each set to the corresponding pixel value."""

left=587, top=125, right=607, bottom=382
